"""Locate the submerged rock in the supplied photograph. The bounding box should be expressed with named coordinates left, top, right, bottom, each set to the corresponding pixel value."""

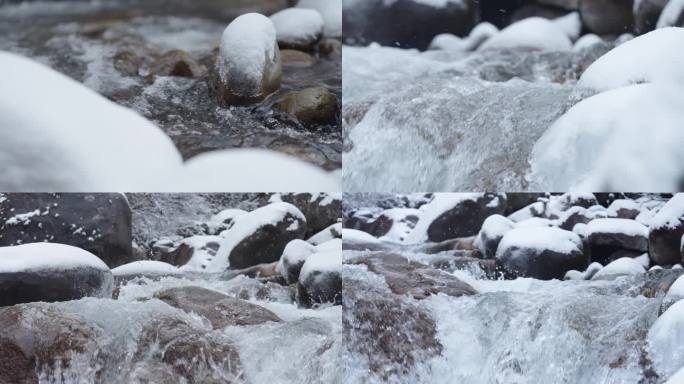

left=275, top=86, right=339, bottom=129
left=215, top=13, right=282, bottom=106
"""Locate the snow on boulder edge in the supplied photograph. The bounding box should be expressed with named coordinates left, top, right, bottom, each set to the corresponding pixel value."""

left=0, top=243, right=113, bottom=306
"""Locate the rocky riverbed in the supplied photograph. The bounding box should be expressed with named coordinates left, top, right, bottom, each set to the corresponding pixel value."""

left=0, top=192, right=342, bottom=383
left=0, top=0, right=341, bottom=171
left=343, top=192, right=684, bottom=383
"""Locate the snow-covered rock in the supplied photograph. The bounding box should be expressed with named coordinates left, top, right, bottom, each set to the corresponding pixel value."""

left=552, top=12, right=582, bottom=41
left=495, top=226, right=586, bottom=280
left=215, top=13, right=282, bottom=106
left=170, top=235, right=223, bottom=271
left=428, top=22, right=499, bottom=51
left=296, top=0, right=342, bottom=37
left=648, top=300, right=684, bottom=379
left=377, top=208, right=421, bottom=243
left=528, top=84, right=684, bottom=191
left=663, top=273, right=684, bottom=310
left=406, top=193, right=505, bottom=244
left=515, top=217, right=554, bottom=228
left=297, top=246, right=341, bottom=307
left=572, top=34, right=603, bottom=52
left=474, top=214, right=515, bottom=259
left=276, top=239, right=316, bottom=284
left=586, top=218, right=649, bottom=264
left=563, top=261, right=603, bottom=280
left=577, top=28, right=684, bottom=93
left=591, top=257, right=646, bottom=280
left=206, top=209, right=248, bottom=234
left=649, top=194, right=684, bottom=265
left=0, top=51, right=182, bottom=192
left=0, top=243, right=113, bottom=306
left=111, top=260, right=180, bottom=279
left=479, top=17, right=573, bottom=52
left=307, top=222, right=342, bottom=245
left=606, top=199, right=641, bottom=219
left=212, top=202, right=306, bottom=271
left=558, top=206, right=605, bottom=231
left=657, top=0, right=684, bottom=28
left=270, top=8, right=324, bottom=51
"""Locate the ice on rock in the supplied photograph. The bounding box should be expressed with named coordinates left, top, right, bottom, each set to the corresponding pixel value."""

left=0, top=51, right=182, bottom=191
left=648, top=300, right=684, bottom=379
left=478, top=17, right=573, bottom=52
left=657, top=0, right=684, bottom=28
left=591, top=257, right=646, bottom=280
left=270, top=8, right=324, bottom=50
left=111, top=260, right=180, bottom=277
left=296, top=0, right=342, bottom=37
left=217, top=13, right=281, bottom=105
left=175, top=149, right=341, bottom=192
left=572, top=34, right=603, bottom=52
left=345, top=75, right=573, bottom=192
left=577, top=27, right=684, bottom=93
left=528, top=84, right=684, bottom=191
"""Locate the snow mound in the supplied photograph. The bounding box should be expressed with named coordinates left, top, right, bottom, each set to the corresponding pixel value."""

left=307, top=222, right=342, bottom=245
left=578, top=27, right=684, bottom=93
left=648, top=300, right=684, bottom=379
left=479, top=17, right=572, bottom=52
left=429, top=22, right=499, bottom=51
left=0, top=51, right=182, bottom=191
left=657, top=0, right=684, bottom=28
left=586, top=218, right=648, bottom=238
left=270, top=8, right=324, bottom=46
left=342, top=228, right=381, bottom=244
left=528, top=84, right=684, bottom=191
left=299, top=249, right=341, bottom=283
left=552, top=12, right=582, bottom=41
left=176, top=149, right=341, bottom=192
left=650, top=193, right=684, bottom=230
left=0, top=243, right=109, bottom=273
left=572, top=34, right=603, bottom=52
left=497, top=226, right=583, bottom=255
left=591, top=257, right=645, bottom=280
left=111, top=260, right=180, bottom=277
left=296, top=0, right=342, bottom=37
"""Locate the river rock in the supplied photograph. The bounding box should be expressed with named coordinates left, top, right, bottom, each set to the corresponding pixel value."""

left=297, top=248, right=341, bottom=307
left=496, top=226, right=587, bottom=279
left=586, top=218, right=649, bottom=264
left=275, top=86, right=339, bottom=129
left=634, top=0, right=669, bottom=34
left=218, top=202, right=306, bottom=270
left=277, top=239, right=317, bottom=284
left=280, top=49, right=316, bottom=67
left=474, top=214, right=516, bottom=259
left=607, top=199, right=641, bottom=220
left=157, top=235, right=223, bottom=270
left=579, top=0, right=634, bottom=35
left=215, top=13, right=282, bottom=106
left=343, top=0, right=478, bottom=50
left=296, top=0, right=342, bottom=37
left=111, top=260, right=180, bottom=281
left=279, top=193, right=341, bottom=237
left=270, top=8, right=324, bottom=51
left=649, top=194, right=684, bottom=266
left=307, top=222, right=342, bottom=245
left=558, top=206, right=604, bottom=231
left=155, top=286, right=281, bottom=329
left=0, top=303, right=99, bottom=383
left=0, top=243, right=113, bottom=307
left=591, top=256, right=646, bottom=280
left=407, top=193, right=507, bottom=243
left=0, top=193, right=133, bottom=268
left=149, top=49, right=205, bottom=78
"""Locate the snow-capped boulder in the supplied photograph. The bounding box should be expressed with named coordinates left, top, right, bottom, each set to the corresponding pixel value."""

left=270, top=8, right=324, bottom=51
left=155, top=286, right=281, bottom=329
left=175, top=149, right=341, bottom=192
left=495, top=226, right=587, bottom=280
left=663, top=273, right=684, bottom=310
left=0, top=193, right=133, bottom=268
left=0, top=243, right=113, bottom=306
left=479, top=17, right=573, bottom=51
left=634, top=0, right=669, bottom=34
left=579, top=0, right=634, bottom=35
left=342, top=228, right=388, bottom=251
left=157, top=235, right=222, bottom=270
left=215, top=13, right=282, bottom=106
left=563, top=261, right=603, bottom=280
left=406, top=193, right=506, bottom=244
left=591, top=257, right=646, bottom=280
left=529, top=84, right=684, bottom=191
left=649, top=194, right=684, bottom=265
left=572, top=33, right=603, bottom=52
left=276, top=239, right=317, bottom=284
left=508, top=201, right=547, bottom=222
left=0, top=51, right=182, bottom=192
left=577, top=28, right=684, bottom=93
left=206, top=209, right=248, bottom=234
left=211, top=202, right=306, bottom=270
left=552, top=12, right=582, bottom=41
left=606, top=199, right=641, bottom=219
left=296, top=0, right=342, bottom=37
left=307, top=222, right=342, bottom=245
left=342, top=0, right=477, bottom=50
left=474, top=214, right=516, bottom=259
left=111, top=260, right=180, bottom=280
left=429, top=22, right=499, bottom=51
left=586, top=218, right=649, bottom=264
left=278, top=193, right=342, bottom=237
left=558, top=206, right=605, bottom=231
left=377, top=208, right=421, bottom=243
left=514, top=217, right=554, bottom=228
left=657, top=0, right=684, bottom=28
left=297, top=248, right=341, bottom=307
left=648, top=300, right=684, bottom=379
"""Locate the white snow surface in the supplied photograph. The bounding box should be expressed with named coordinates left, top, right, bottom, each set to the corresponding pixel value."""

left=572, top=34, right=603, bottom=52
left=342, top=228, right=381, bottom=244
left=648, top=300, right=684, bottom=379
left=276, top=239, right=316, bottom=276
left=307, top=222, right=342, bottom=245
left=479, top=17, right=572, bottom=52
left=664, top=274, right=684, bottom=305
left=296, top=0, right=342, bottom=37
left=111, top=260, right=180, bottom=277
left=429, top=22, right=499, bottom=51
left=607, top=199, right=640, bottom=217
left=211, top=202, right=305, bottom=272
left=515, top=217, right=554, bottom=228
left=218, top=13, right=277, bottom=91
left=577, top=27, right=684, bottom=93
left=657, top=0, right=684, bottom=28
left=299, top=249, right=341, bottom=283
left=176, top=235, right=223, bottom=272
left=405, top=193, right=484, bottom=244
left=0, top=243, right=109, bottom=273
left=528, top=84, right=684, bottom=191
left=650, top=194, right=684, bottom=230
left=270, top=8, right=323, bottom=45
left=208, top=209, right=248, bottom=228
left=496, top=226, right=583, bottom=255
left=378, top=208, right=421, bottom=243
left=0, top=51, right=182, bottom=191
left=474, top=214, right=515, bottom=253
left=552, top=12, right=582, bottom=41
left=586, top=218, right=648, bottom=238
left=665, top=366, right=684, bottom=384
left=591, top=257, right=645, bottom=280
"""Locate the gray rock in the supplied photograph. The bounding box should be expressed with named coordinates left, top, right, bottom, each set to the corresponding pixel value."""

left=579, top=0, right=634, bottom=35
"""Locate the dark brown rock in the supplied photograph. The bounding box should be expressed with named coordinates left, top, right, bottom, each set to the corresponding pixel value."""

left=279, top=193, right=341, bottom=237
left=150, top=50, right=206, bottom=78
left=579, top=0, right=634, bottom=35
left=275, top=86, right=340, bottom=129
left=426, top=193, right=507, bottom=242
left=280, top=49, right=317, bottom=67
